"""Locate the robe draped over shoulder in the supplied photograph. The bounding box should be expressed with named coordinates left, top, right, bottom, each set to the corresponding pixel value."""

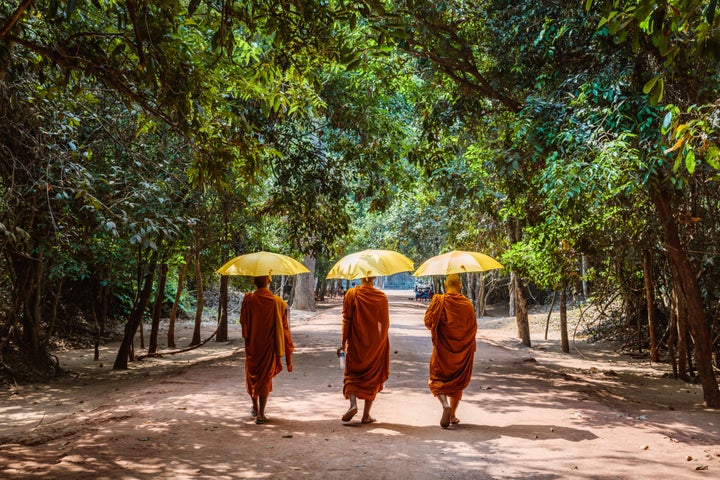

left=240, top=288, right=294, bottom=398
left=424, top=292, right=477, bottom=398
left=341, top=284, right=390, bottom=401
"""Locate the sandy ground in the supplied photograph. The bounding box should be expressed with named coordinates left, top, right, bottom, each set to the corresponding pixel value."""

left=1, top=290, right=719, bottom=479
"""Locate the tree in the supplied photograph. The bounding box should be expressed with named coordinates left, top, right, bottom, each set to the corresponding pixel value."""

left=585, top=0, right=720, bottom=406
left=0, top=0, right=373, bottom=376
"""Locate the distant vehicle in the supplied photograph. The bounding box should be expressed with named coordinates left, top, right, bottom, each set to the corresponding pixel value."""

left=414, top=284, right=433, bottom=302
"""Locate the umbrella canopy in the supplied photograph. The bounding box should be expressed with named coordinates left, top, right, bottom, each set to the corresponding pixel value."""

left=326, top=249, right=414, bottom=280
left=413, top=250, right=503, bottom=277
left=216, top=251, right=310, bottom=277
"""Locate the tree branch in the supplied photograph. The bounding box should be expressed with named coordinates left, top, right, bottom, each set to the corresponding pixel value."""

left=125, top=0, right=147, bottom=68
left=4, top=33, right=177, bottom=127
left=0, top=0, right=34, bottom=39
left=405, top=13, right=524, bottom=113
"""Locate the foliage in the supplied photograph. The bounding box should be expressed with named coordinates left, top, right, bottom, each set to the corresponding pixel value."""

left=2, top=0, right=720, bottom=400
left=586, top=0, right=720, bottom=175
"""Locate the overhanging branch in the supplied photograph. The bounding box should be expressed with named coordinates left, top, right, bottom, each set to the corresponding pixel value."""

left=4, top=33, right=177, bottom=127
left=0, top=0, right=34, bottom=39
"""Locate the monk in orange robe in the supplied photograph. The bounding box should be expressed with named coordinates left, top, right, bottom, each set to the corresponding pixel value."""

left=337, top=276, right=390, bottom=423
left=240, top=275, right=294, bottom=424
left=424, top=274, right=477, bottom=428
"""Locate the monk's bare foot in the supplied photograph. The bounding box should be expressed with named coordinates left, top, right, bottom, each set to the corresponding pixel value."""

left=255, top=416, right=269, bottom=424
left=450, top=416, right=460, bottom=424
left=361, top=416, right=376, bottom=424
left=342, top=406, right=358, bottom=422
left=440, top=406, right=452, bottom=428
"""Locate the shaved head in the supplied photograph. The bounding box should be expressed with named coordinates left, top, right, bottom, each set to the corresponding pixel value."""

left=445, top=274, right=461, bottom=290
left=253, top=275, right=271, bottom=288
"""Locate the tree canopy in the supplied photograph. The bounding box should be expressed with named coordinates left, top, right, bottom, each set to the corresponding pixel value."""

left=2, top=0, right=720, bottom=406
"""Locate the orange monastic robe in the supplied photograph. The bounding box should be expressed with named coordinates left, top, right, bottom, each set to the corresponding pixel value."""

left=341, top=284, right=390, bottom=401
left=240, top=287, right=294, bottom=398
left=424, top=292, right=477, bottom=399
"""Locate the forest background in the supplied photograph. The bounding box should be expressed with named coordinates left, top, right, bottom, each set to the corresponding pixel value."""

left=1, top=0, right=720, bottom=408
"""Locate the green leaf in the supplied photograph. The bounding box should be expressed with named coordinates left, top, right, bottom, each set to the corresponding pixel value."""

left=649, top=77, right=664, bottom=105
left=661, top=111, right=672, bottom=134
left=685, top=149, right=696, bottom=173
left=705, top=145, right=720, bottom=170
left=642, top=75, right=659, bottom=94
left=673, top=154, right=683, bottom=173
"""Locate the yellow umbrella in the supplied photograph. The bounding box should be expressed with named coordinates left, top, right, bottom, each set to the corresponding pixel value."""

left=413, top=250, right=503, bottom=276
left=216, top=251, right=310, bottom=276
left=326, top=249, right=414, bottom=280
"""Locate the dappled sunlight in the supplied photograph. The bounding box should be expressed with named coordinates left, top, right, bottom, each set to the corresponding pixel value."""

left=2, top=295, right=719, bottom=479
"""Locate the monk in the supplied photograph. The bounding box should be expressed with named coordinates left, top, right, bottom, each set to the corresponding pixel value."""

left=240, top=275, right=294, bottom=424
left=424, top=274, right=477, bottom=428
left=337, top=276, right=390, bottom=424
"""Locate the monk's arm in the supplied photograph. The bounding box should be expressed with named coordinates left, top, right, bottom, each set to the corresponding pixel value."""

left=240, top=294, right=251, bottom=341
left=340, top=291, right=353, bottom=349
left=424, top=295, right=442, bottom=331
left=282, top=304, right=294, bottom=371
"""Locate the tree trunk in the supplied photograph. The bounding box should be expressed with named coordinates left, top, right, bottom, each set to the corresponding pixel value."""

left=190, top=254, right=204, bottom=346
left=544, top=290, right=557, bottom=340
left=676, top=286, right=689, bottom=381
left=293, top=255, right=316, bottom=311
left=168, top=249, right=191, bottom=348
left=668, top=290, right=678, bottom=379
left=514, top=274, right=531, bottom=347
left=289, top=277, right=298, bottom=307
left=433, top=277, right=442, bottom=296
left=642, top=249, right=659, bottom=362
left=581, top=254, right=590, bottom=300
left=135, top=245, right=145, bottom=350
left=651, top=183, right=720, bottom=407
left=278, top=275, right=288, bottom=299
left=113, top=248, right=158, bottom=370
left=14, top=252, right=59, bottom=376
left=636, top=301, right=643, bottom=354
left=148, top=263, right=168, bottom=354
left=317, top=277, right=328, bottom=301
left=48, top=277, right=64, bottom=340
left=559, top=289, right=569, bottom=353
left=90, top=283, right=100, bottom=361
left=508, top=218, right=531, bottom=346
left=216, top=275, right=229, bottom=342
left=508, top=273, right=516, bottom=316
left=94, top=279, right=110, bottom=362
left=475, top=274, right=486, bottom=316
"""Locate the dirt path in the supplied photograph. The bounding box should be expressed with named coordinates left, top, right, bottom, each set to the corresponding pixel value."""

left=1, top=291, right=719, bottom=479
